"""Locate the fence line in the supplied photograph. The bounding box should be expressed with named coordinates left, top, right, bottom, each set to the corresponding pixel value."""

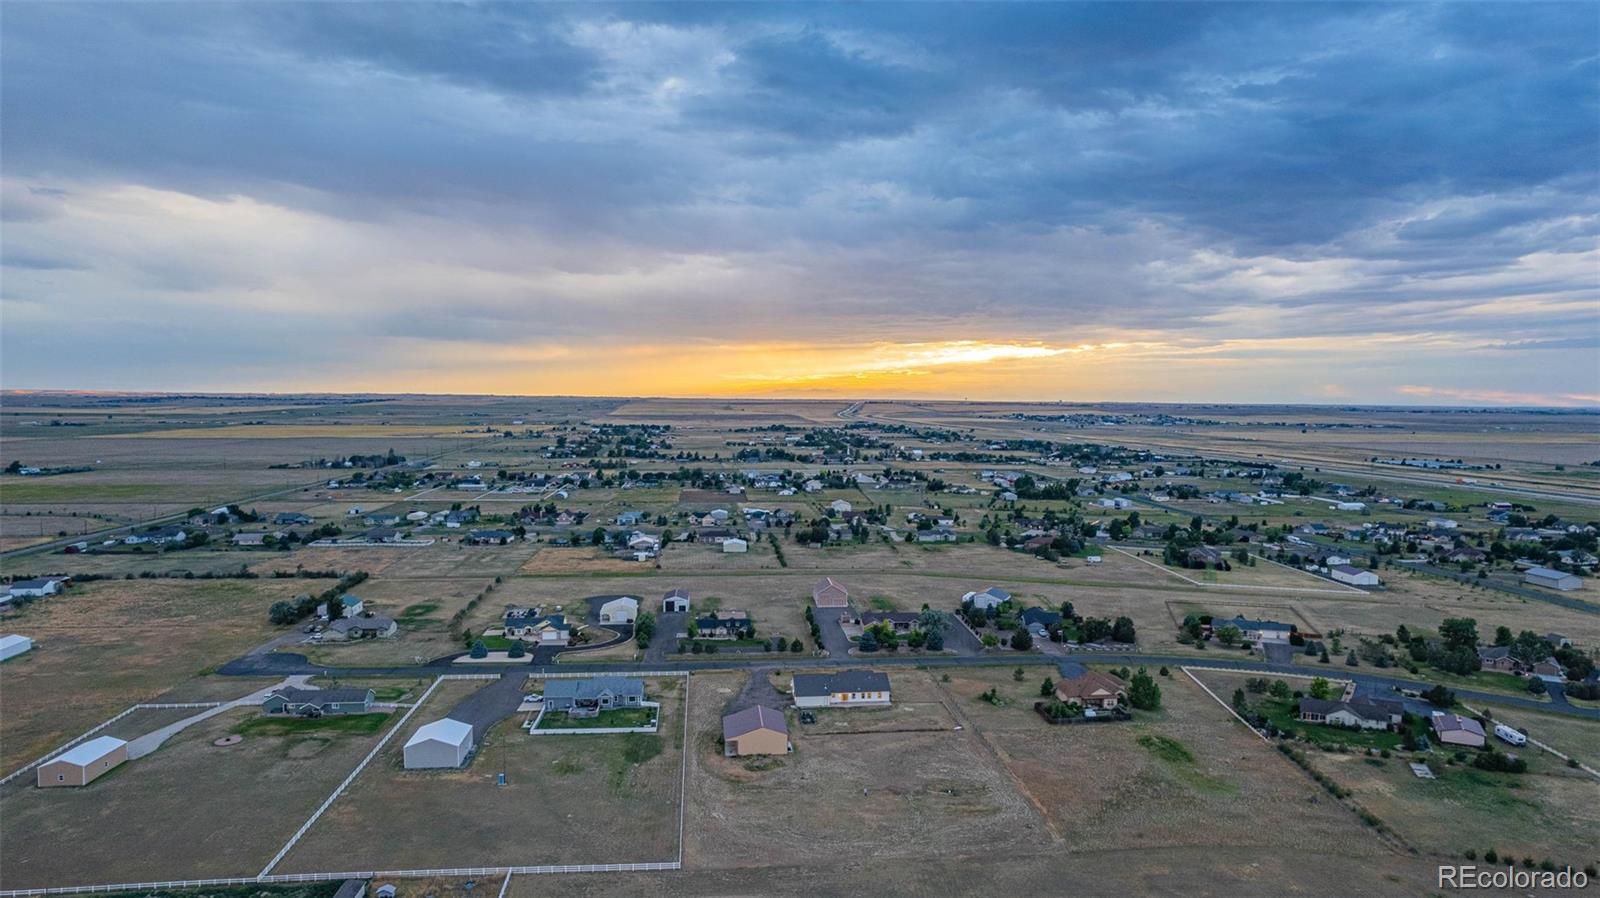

left=134, top=702, right=227, bottom=710
left=0, top=705, right=143, bottom=786
left=0, top=863, right=684, bottom=897
left=256, top=676, right=447, bottom=878
left=538, top=669, right=689, bottom=679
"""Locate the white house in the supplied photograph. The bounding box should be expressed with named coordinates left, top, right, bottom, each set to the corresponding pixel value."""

left=1523, top=567, right=1582, bottom=591
left=0, top=634, right=34, bottom=662
left=404, top=718, right=475, bottom=769
left=963, top=586, right=1011, bottom=610
left=722, top=537, right=749, bottom=553
left=1329, top=564, right=1380, bottom=587
left=598, top=596, right=640, bottom=625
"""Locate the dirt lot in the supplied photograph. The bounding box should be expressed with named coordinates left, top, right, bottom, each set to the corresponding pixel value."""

left=0, top=578, right=310, bottom=771
left=277, top=676, right=684, bottom=872
left=0, top=706, right=400, bottom=888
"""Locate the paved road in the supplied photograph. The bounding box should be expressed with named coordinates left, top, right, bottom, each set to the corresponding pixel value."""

left=215, top=645, right=1600, bottom=721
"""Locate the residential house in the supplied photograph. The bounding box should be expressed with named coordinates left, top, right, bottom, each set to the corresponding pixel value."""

left=598, top=596, right=639, bottom=625
left=1053, top=665, right=1126, bottom=710
left=231, top=531, right=281, bottom=547
left=695, top=611, right=753, bottom=639
left=722, top=705, right=789, bottom=756
left=1186, top=547, right=1226, bottom=569
left=1478, top=646, right=1518, bottom=672
left=812, top=577, right=850, bottom=608
left=1209, top=615, right=1294, bottom=643
left=917, top=527, right=958, bottom=543
left=124, top=526, right=187, bottom=546
left=262, top=687, right=376, bottom=716
left=326, top=615, right=397, bottom=640
left=274, top=512, right=314, bottom=526
left=403, top=718, right=474, bottom=769
left=1020, top=607, right=1062, bottom=639
left=697, top=528, right=737, bottom=544
left=615, top=511, right=645, bottom=527
left=1297, top=697, right=1403, bottom=731
left=542, top=677, right=646, bottom=718
left=791, top=670, right=892, bottom=708
left=963, top=586, right=1011, bottom=611
left=857, top=611, right=921, bottom=633
left=661, top=588, right=690, bottom=614
left=465, top=529, right=517, bottom=545
left=1430, top=712, right=1486, bottom=748
left=502, top=609, right=572, bottom=645
left=1530, top=658, right=1567, bottom=683
left=37, top=736, right=127, bottom=788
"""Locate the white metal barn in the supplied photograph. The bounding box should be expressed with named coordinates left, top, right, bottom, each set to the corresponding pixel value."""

left=403, top=718, right=474, bottom=769
left=598, top=596, right=639, bottom=624
left=0, top=634, right=34, bottom=662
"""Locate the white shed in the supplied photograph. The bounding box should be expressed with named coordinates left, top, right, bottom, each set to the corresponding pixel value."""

left=404, top=718, right=474, bottom=769
left=598, top=596, right=639, bottom=624
left=1523, top=567, right=1582, bottom=591
left=1330, top=564, right=1380, bottom=587
left=0, top=634, right=34, bottom=662
left=722, top=538, right=749, bottom=553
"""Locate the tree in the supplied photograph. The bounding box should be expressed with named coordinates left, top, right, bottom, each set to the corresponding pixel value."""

left=1494, top=626, right=1514, bottom=646
left=1346, top=650, right=1359, bottom=666
left=508, top=639, right=526, bottom=659
left=1527, top=677, right=1547, bottom=695
left=859, top=628, right=879, bottom=652
left=1422, top=684, right=1455, bottom=707
left=1319, top=647, right=1330, bottom=663
left=635, top=611, right=656, bottom=648
left=1308, top=677, right=1332, bottom=700
left=790, top=639, right=803, bottom=653
left=1011, top=628, right=1034, bottom=650
left=1216, top=625, right=1241, bottom=648
left=470, top=639, right=488, bottom=659
left=1040, top=677, right=1055, bottom=697
left=1111, top=616, right=1136, bottom=643
left=1232, top=687, right=1249, bottom=713
left=1439, top=617, right=1479, bottom=651
left=1128, top=667, right=1162, bottom=710
left=1509, top=630, right=1552, bottom=666
left=326, top=596, right=345, bottom=623
left=1270, top=679, right=1292, bottom=699
left=268, top=601, right=298, bottom=625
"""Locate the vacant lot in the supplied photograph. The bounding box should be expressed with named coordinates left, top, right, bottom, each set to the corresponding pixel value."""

left=0, top=707, right=400, bottom=889
left=0, top=578, right=309, bottom=771
left=685, top=670, right=1051, bottom=866
left=299, top=576, right=498, bottom=666
left=277, top=677, right=684, bottom=872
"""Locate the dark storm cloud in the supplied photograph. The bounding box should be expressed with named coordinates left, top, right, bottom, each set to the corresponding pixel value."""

left=0, top=2, right=1595, bottom=397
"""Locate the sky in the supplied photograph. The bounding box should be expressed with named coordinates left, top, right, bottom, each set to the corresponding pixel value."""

left=3, top=2, right=1598, bottom=405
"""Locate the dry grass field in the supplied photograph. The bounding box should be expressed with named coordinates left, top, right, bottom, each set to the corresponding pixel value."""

left=277, top=676, right=684, bottom=872
left=0, top=578, right=309, bottom=771
left=0, top=706, right=401, bottom=889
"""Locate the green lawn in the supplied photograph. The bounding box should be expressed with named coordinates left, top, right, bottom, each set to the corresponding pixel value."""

left=233, top=712, right=392, bottom=737
left=868, top=596, right=898, bottom=611
left=536, top=707, right=656, bottom=730
left=1252, top=697, right=1414, bottom=751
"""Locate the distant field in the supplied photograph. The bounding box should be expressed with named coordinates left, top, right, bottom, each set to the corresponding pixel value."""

left=107, top=424, right=500, bottom=439
left=0, top=578, right=303, bottom=771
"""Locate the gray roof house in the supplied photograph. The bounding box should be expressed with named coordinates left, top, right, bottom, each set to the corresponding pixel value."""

left=262, top=687, right=375, bottom=716
left=542, top=677, right=646, bottom=718
left=791, top=669, right=891, bottom=709
left=326, top=615, right=397, bottom=640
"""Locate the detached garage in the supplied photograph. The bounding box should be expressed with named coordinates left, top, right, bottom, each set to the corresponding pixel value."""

left=598, top=596, right=639, bottom=625
left=1523, top=567, right=1582, bottom=591
left=0, top=634, right=34, bottom=662
left=38, top=736, right=127, bottom=787
left=404, top=718, right=474, bottom=769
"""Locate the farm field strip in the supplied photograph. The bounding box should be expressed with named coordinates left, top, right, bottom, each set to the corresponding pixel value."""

left=1106, top=545, right=1367, bottom=595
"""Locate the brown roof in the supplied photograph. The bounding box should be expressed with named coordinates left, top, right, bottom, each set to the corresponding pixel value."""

left=812, top=577, right=849, bottom=606
left=1054, top=670, right=1127, bottom=702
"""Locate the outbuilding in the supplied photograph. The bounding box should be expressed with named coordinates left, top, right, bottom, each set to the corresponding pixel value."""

left=0, top=634, right=34, bottom=662
left=38, top=736, right=127, bottom=787
left=1329, top=564, right=1380, bottom=587
left=1430, top=712, right=1486, bottom=748
left=722, top=537, right=748, bottom=553
left=662, top=588, right=690, bottom=614
left=403, top=718, right=475, bottom=769
left=598, top=596, right=639, bottom=625
left=1523, top=567, right=1582, bottom=591
left=722, top=705, right=790, bottom=757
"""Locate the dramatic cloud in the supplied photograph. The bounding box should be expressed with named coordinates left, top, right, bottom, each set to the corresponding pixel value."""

left=2, top=2, right=1596, bottom=404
